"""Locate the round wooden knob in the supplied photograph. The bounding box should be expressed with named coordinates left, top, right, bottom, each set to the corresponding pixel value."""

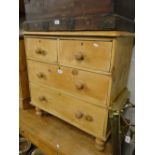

left=75, top=81, right=84, bottom=90
left=39, top=96, right=46, bottom=102
left=40, top=49, right=46, bottom=55
left=72, top=69, right=78, bottom=75
left=85, top=115, right=93, bottom=122
left=37, top=72, right=45, bottom=79
left=35, top=49, right=42, bottom=54
left=35, top=49, right=46, bottom=55
left=75, top=112, right=83, bottom=119
left=75, top=52, right=84, bottom=61
left=35, top=107, right=43, bottom=116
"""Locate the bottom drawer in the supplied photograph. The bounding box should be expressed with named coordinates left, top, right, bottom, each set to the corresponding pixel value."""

left=30, top=83, right=108, bottom=138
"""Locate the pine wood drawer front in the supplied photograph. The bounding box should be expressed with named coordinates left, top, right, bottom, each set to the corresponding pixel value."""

left=59, top=39, right=113, bottom=73
left=27, top=60, right=110, bottom=106
left=30, top=83, right=108, bottom=138
left=24, top=37, right=57, bottom=63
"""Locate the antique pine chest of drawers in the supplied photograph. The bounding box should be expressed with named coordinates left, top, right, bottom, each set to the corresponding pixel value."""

left=24, top=31, right=134, bottom=150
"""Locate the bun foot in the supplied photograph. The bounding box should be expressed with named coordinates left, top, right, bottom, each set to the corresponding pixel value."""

left=35, top=107, right=43, bottom=116
left=95, top=138, right=105, bottom=151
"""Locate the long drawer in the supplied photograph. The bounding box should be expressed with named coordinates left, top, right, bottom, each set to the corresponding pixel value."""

left=24, top=37, right=57, bottom=63
left=30, top=83, right=108, bottom=137
left=27, top=60, right=110, bottom=107
left=59, top=39, right=113, bottom=73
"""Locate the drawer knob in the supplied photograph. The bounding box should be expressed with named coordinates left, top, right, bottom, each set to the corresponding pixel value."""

left=40, top=49, right=47, bottom=55
left=39, top=96, right=47, bottom=102
left=72, top=69, right=78, bottom=75
left=85, top=115, right=93, bottom=122
left=75, top=52, right=84, bottom=61
left=35, top=49, right=42, bottom=54
left=35, top=49, right=46, bottom=55
left=75, top=81, right=84, bottom=90
left=37, top=72, right=45, bottom=79
left=75, top=112, right=83, bottom=119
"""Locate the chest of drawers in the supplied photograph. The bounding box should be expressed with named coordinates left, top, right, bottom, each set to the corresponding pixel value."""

left=24, top=31, right=134, bottom=151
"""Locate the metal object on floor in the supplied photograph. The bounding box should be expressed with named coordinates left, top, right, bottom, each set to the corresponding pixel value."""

left=122, top=104, right=135, bottom=155
left=110, top=111, right=121, bottom=155
left=19, top=137, right=31, bottom=155
left=109, top=99, right=135, bottom=155
left=30, top=148, right=46, bottom=155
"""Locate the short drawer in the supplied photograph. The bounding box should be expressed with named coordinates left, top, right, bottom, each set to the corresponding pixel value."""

left=27, top=60, right=110, bottom=106
left=24, top=37, right=57, bottom=63
left=30, top=83, right=108, bottom=138
left=59, top=39, right=113, bottom=73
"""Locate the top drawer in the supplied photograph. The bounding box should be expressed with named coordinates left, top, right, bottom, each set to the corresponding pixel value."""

left=59, top=39, right=113, bottom=73
left=24, top=37, right=57, bottom=63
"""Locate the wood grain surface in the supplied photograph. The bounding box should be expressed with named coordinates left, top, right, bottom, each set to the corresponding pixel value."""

left=20, top=109, right=112, bottom=155
left=27, top=60, right=110, bottom=106
left=30, top=83, right=109, bottom=139
left=19, top=39, right=30, bottom=109
left=24, top=37, right=57, bottom=63
left=23, top=31, right=134, bottom=37
left=59, top=39, right=112, bottom=72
